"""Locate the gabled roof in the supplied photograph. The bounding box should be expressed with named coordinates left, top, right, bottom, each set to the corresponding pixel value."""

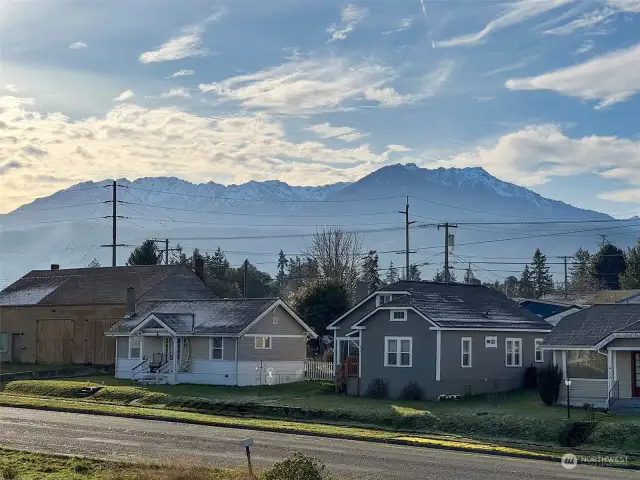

left=517, top=298, right=581, bottom=308
left=107, top=298, right=317, bottom=337
left=586, top=290, right=640, bottom=305
left=0, top=265, right=211, bottom=306
left=544, top=305, right=640, bottom=347
left=342, top=280, right=550, bottom=331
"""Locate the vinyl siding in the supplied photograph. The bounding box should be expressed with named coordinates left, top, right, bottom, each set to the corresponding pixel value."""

left=607, top=338, right=640, bottom=348
left=333, top=294, right=406, bottom=337
left=176, top=360, right=236, bottom=385
left=116, top=337, right=128, bottom=359
left=360, top=310, right=438, bottom=399
left=237, top=336, right=306, bottom=362
left=245, top=305, right=305, bottom=335
left=557, top=378, right=608, bottom=409
left=616, top=351, right=633, bottom=399
left=237, top=361, right=305, bottom=386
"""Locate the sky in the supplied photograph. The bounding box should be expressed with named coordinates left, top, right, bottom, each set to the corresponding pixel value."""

left=0, top=0, right=639, bottom=216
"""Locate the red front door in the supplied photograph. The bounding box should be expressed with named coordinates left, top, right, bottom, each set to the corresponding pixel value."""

left=633, top=352, right=640, bottom=397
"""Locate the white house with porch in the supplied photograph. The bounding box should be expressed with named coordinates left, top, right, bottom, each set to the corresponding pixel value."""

left=106, top=288, right=317, bottom=386
left=541, top=304, right=640, bottom=413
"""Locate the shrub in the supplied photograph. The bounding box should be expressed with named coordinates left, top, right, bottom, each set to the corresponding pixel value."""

left=522, top=365, right=537, bottom=390
left=366, top=378, right=388, bottom=399
left=537, top=364, right=562, bottom=405
left=1, top=465, right=17, bottom=480
left=322, top=347, right=333, bottom=363
left=264, top=452, right=329, bottom=480
left=399, top=381, right=423, bottom=401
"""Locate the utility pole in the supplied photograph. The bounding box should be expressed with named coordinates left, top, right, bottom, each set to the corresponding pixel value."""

left=112, top=181, right=117, bottom=267
left=558, top=256, right=572, bottom=300
left=398, top=197, right=417, bottom=280
left=150, top=238, right=181, bottom=265
left=243, top=259, right=249, bottom=298
left=437, top=223, right=458, bottom=284
left=101, top=181, right=129, bottom=266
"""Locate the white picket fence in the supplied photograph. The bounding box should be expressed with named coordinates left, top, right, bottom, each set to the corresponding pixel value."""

left=304, top=360, right=335, bottom=380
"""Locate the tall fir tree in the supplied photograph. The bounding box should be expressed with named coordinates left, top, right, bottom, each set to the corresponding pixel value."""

left=276, top=250, right=288, bottom=294
left=126, top=239, right=161, bottom=266
left=620, top=239, right=640, bottom=289
left=518, top=265, right=535, bottom=298
left=384, top=261, right=399, bottom=285
left=361, top=250, right=382, bottom=293
left=591, top=243, right=626, bottom=290
left=408, top=264, right=422, bottom=281
left=433, top=267, right=456, bottom=283
left=531, top=248, right=553, bottom=299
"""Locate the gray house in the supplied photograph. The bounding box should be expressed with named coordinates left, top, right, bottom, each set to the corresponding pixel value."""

left=540, top=304, right=640, bottom=412
left=106, top=295, right=317, bottom=386
left=327, top=281, right=551, bottom=399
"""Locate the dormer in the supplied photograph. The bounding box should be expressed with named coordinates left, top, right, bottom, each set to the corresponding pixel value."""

left=376, top=294, right=392, bottom=307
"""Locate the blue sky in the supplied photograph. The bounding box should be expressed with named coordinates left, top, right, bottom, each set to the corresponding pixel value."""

left=0, top=0, right=639, bottom=216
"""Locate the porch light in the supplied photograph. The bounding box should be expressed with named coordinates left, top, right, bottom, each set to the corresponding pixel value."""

left=565, top=378, right=572, bottom=420
left=564, top=379, right=572, bottom=386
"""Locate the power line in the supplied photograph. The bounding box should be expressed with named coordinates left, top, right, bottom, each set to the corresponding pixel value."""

left=122, top=216, right=406, bottom=228
left=0, top=184, right=109, bottom=200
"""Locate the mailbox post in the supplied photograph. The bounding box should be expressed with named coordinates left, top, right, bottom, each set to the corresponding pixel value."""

left=240, top=437, right=254, bottom=478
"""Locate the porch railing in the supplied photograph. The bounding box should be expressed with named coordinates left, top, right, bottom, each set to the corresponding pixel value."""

left=131, top=359, right=149, bottom=380
left=304, top=360, right=335, bottom=380
left=156, top=360, right=173, bottom=383
left=607, top=380, right=620, bottom=410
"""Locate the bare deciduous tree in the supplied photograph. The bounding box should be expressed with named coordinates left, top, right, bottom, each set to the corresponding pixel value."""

left=305, top=227, right=363, bottom=299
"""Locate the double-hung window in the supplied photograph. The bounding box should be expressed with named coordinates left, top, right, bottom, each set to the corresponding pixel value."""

left=377, top=294, right=392, bottom=306
left=390, top=310, right=406, bottom=321
left=534, top=338, right=544, bottom=363
left=461, top=337, right=472, bottom=368
left=128, top=336, right=141, bottom=359
left=384, top=337, right=412, bottom=367
left=211, top=338, right=224, bottom=360
left=255, top=336, right=272, bottom=349
left=506, top=338, right=522, bottom=367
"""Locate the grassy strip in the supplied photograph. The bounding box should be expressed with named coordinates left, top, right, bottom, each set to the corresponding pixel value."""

left=0, top=447, right=252, bottom=479
left=1, top=393, right=637, bottom=469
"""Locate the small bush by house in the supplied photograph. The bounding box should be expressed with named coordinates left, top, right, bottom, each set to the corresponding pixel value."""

left=365, top=378, right=388, bottom=399
left=399, top=382, right=423, bottom=401
left=537, top=364, right=562, bottom=406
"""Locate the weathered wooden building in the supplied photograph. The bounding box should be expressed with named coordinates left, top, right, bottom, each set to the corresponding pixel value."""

left=0, top=264, right=212, bottom=365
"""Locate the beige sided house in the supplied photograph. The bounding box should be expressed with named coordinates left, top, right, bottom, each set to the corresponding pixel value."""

left=106, top=293, right=316, bottom=386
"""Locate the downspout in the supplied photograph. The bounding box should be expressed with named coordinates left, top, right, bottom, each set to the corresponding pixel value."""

left=235, top=337, right=239, bottom=386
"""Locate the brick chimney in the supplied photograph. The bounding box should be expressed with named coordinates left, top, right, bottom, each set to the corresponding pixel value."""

left=126, top=286, right=136, bottom=317
left=51, top=264, right=60, bottom=270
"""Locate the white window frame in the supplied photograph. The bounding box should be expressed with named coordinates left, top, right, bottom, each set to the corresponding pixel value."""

left=534, top=338, right=544, bottom=363
left=255, top=336, right=272, bottom=349
left=505, top=338, right=522, bottom=367
left=384, top=336, right=412, bottom=367
left=210, top=337, right=224, bottom=360
left=128, top=336, right=141, bottom=360
left=390, top=309, right=407, bottom=322
left=461, top=337, right=472, bottom=368
left=0, top=332, right=8, bottom=353
left=485, top=335, right=497, bottom=348
left=272, top=315, right=278, bottom=325
left=377, top=294, right=392, bottom=307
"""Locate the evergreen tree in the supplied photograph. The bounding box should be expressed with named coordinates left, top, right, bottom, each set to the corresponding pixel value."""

left=292, top=279, right=350, bottom=334
left=126, top=239, right=161, bottom=266
left=433, top=267, right=456, bottom=283
left=531, top=249, right=553, bottom=299
left=463, top=265, right=476, bottom=284
left=361, top=250, right=382, bottom=293
left=384, top=261, right=400, bottom=285
left=591, top=243, right=626, bottom=290
left=620, top=239, right=640, bottom=289
left=86, top=258, right=101, bottom=268
left=518, top=265, right=535, bottom=298
left=408, top=264, right=422, bottom=281
left=276, top=250, right=288, bottom=295
left=504, top=276, right=519, bottom=297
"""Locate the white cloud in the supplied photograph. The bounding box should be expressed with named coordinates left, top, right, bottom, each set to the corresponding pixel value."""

left=113, top=90, right=134, bottom=102
left=0, top=97, right=411, bottom=212
left=543, top=7, right=615, bottom=35
left=3, top=85, right=18, bottom=93
left=435, top=0, right=572, bottom=47
left=69, top=41, right=88, bottom=50
left=160, top=87, right=190, bottom=98
left=575, top=40, right=595, bottom=54
left=171, top=70, right=195, bottom=78
left=427, top=124, right=640, bottom=195
left=382, top=17, right=414, bottom=35
left=139, top=9, right=225, bottom=63
left=506, top=43, right=640, bottom=108
left=305, top=123, right=364, bottom=142
left=327, top=4, right=369, bottom=42
left=483, top=58, right=533, bottom=77
left=599, top=188, right=640, bottom=202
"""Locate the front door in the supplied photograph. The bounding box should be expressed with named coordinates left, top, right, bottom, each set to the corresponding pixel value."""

left=633, top=352, right=640, bottom=397
left=11, top=333, right=21, bottom=363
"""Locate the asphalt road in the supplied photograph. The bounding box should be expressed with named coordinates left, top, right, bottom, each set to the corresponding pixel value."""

left=0, top=407, right=634, bottom=479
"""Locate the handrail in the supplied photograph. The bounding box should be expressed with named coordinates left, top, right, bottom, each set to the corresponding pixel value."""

left=608, top=380, right=620, bottom=409
left=132, top=360, right=148, bottom=371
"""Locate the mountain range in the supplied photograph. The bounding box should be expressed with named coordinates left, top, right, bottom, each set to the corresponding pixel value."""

left=1, top=164, right=639, bottom=289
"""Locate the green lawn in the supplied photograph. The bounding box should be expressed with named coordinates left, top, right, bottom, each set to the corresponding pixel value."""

left=2, top=377, right=639, bottom=454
